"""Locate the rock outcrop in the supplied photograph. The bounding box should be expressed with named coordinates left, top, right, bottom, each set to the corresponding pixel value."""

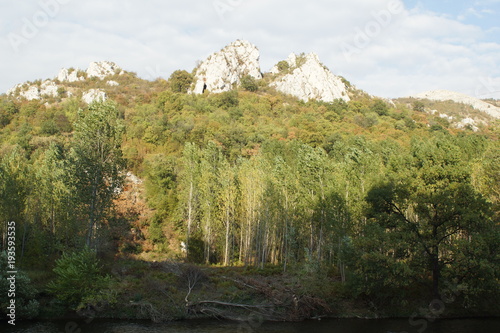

left=270, top=53, right=350, bottom=103
left=456, top=117, right=479, bottom=132
left=82, top=89, right=107, bottom=104
left=411, top=90, right=500, bottom=119
left=7, top=80, right=59, bottom=100
left=192, top=40, right=262, bottom=94
left=6, top=61, right=122, bottom=102
left=87, top=61, right=122, bottom=80
left=58, top=68, right=84, bottom=82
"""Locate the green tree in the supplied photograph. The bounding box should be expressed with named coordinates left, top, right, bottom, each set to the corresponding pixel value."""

left=276, top=60, right=290, bottom=73
left=413, top=100, right=425, bottom=112
left=48, top=248, right=114, bottom=309
left=365, top=138, right=495, bottom=300
left=198, top=142, right=224, bottom=263
left=241, top=75, right=258, bottom=92
left=169, top=70, right=193, bottom=93
left=180, top=143, right=201, bottom=258
left=371, top=99, right=389, bottom=116
left=70, top=101, right=125, bottom=248
left=218, top=158, right=238, bottom=266
left=32, top=143, right=75, bottom=251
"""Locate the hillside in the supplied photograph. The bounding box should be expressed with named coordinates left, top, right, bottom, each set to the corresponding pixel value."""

left=0, top=40, right=499, bottom=322
left=409, top=89, right=500, bottom=119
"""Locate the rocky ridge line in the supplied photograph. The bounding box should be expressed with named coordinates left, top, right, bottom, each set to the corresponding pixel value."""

left=411, top=90, right=500, bottom=119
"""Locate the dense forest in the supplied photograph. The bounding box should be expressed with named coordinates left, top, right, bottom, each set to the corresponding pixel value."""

left=0, top=69, right=499, bottom=321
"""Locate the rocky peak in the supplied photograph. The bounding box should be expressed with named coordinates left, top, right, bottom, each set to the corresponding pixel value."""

left=86, top=61, right=122, bottom=80
left=270, top=53, right=350, bottom=103
left=192, top=40, right=262, bottom=94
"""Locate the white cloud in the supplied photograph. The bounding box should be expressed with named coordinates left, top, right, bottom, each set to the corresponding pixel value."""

left=0, top=0, right=499, bottom=99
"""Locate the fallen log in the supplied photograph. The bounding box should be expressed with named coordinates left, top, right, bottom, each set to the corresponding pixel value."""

left=191, top=300, right=274, bottom=309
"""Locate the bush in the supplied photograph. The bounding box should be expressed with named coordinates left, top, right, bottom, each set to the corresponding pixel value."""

left=210, top=90, right=239, bottom=109
left=40, top=119, right=60, bottom=136
left=371, top=99, right=389, bottom=116
left=241, top=75, right=258, bottom=92
left=169, top=70, right=193, bottom=93
left=276, top=60, right=290, bottom=73
left=48, top=248, right=113, bottom=309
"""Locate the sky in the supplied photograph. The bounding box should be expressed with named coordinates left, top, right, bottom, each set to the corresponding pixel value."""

left=1, top=0, right=499, bottom=99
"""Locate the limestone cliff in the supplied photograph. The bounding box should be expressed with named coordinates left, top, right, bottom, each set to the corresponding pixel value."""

left=270, top=53, right=350, bottom=103
left=192, top=40, right=262, bottom=94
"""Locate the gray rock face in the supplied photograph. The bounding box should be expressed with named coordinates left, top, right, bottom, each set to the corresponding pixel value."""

left=411, top=90, right=500, bottom=119
left=192, top=40, right=262, bottom=94
left=82, top=89, right=107, bottom=104
left=21, top=85, right=41, bottom=100
left=86, top=61, right=121, bottom=80
left=58, top=68, right=83, bottom=82
left=270, top=53, right=350, bottom=103
left=7, top=80, right=59, bottom=100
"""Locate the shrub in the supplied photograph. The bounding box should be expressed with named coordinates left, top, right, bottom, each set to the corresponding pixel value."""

left=169, top=70, right=193, bottom=93
left=48, top=248, right=113, bottom=309
left=210, top=90, right=239, bottom=109
left=40, top=119, right=60, bottom=136
left=241, top=75, right=258, bottom=92
left=276, top=60, right=290, bottom=73
left=413, top=101, right=425, bottom=112
left=371, top=99, right=389, bottom=116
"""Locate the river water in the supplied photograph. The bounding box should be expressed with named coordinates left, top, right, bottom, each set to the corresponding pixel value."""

left=1, top=318, right=500, bottom=333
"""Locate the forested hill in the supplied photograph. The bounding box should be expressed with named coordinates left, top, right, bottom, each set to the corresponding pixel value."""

left=0, top=47, right=499, bottom=321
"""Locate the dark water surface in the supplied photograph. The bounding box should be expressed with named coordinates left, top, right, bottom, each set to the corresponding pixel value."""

left=1, top=318, right=500, bottom=333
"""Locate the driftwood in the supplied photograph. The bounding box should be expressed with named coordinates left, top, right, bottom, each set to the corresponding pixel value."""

left=187, top=299, right=285, bottom=321
left=191, top=300, right=274, bottom=309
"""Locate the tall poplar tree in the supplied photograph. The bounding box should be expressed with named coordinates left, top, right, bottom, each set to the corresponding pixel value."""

left=70, top=102, right=124, bottom=248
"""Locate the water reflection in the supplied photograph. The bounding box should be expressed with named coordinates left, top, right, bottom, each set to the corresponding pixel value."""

left=2, top=318, right=500, bottom=333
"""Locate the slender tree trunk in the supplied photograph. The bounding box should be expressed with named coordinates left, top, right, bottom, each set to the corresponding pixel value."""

left=186, top=180, right=194, bottom=258
left=431, top=225, right=440, bottom=300
left=431, top=251, right=440, bottom=300
left=224, top=210, right=230, bottom=266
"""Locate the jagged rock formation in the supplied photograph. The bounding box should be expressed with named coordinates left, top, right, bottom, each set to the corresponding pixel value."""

left=7, top=80, right=59, bottom=100
left=58, top=68, right=84, bottom=82
left=87, top=61, right=122, bottom=80
left=6, top=61, right=122, bottom=102
left=21, top=85, right=41, bottom=100
left=411, top=90, right=500, bottom=119
left=270, top=53, right=350, bottom=103
left=82, top=89, right=107, bottom=104
left=192, top=40, right=262, bottom=94
left=457, top=117, right=479, bottom=132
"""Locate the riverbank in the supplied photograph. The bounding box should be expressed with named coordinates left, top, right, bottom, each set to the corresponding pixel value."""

left=25, top=257, right=499, bottom=324
left=3, top=317, right=500, bottom=333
